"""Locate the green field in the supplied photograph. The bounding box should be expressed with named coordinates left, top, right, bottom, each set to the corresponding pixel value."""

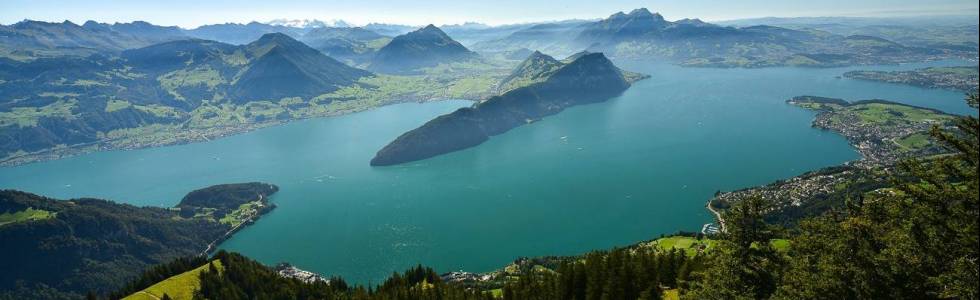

left=0, top=207, right=54, bottom=226
left=123, top=260, right=224, bottom=300
left=850, top=103, right=952, bottom=124
left=645, top=236, right=789, bottom=256
left=923, top=66, right=979, bottom=76
left=646, top=236, right=717, bottom=256
left=896, top=133, right=933, bottom=152
left=770, top=239, right=791, bottom=252
left=218, top=201, right=262, bottom=226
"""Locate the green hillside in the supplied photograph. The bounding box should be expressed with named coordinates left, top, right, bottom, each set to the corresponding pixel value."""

left=123, top=260, right=223, bottom=300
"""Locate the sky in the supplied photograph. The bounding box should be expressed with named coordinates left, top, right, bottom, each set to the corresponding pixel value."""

left=2, top=0, right=978, bottom=28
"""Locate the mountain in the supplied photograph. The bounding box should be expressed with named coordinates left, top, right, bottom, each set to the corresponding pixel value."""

left=370, top=52, right=643, bottom=166
left=105, top=21, right=186, bottom=41
left=368, top=25, right=477, bottom=74
left=0, top=183, right=278, bottom=299
left=362, top=23, right=416, bottom=36
left=470, top=20, right=590, bottom=57
left=184, top=22, right=305, bottom=45
left=574, top=8, right=672, bottom=45
left=0, top=20, right=189, bottom=59
left=231, top=33, right=372, bottom=101
left=299, top=27, right=392, bottom=66
left=496, top=50, right=563, bottom=93
left=440, top=22, right=538, bottom=46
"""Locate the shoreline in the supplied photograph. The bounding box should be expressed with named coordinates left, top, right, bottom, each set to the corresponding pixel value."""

left=705, top=200, right=727, bottom=233
left=201, top=194, right=277, bottom=256
left=1, top=97, right=477, bottom=168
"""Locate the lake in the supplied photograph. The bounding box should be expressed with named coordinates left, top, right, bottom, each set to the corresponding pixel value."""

left=1, top=60, right=974, bottom=284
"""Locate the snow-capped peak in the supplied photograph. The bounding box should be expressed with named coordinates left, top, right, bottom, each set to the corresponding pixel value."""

left=266, top=19, right=351, bottom=28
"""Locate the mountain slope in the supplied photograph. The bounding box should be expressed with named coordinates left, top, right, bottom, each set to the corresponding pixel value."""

left=370, top=52, right=644, bottom=166
left=231, top=33, right=372, bottom=102
left=0, top=183, right=278, bottom=299
left=496, top=50, right=564, bottom=93
left=299, top=27, right=392, bottom=66
left=368, top=25, right=477, bottom=74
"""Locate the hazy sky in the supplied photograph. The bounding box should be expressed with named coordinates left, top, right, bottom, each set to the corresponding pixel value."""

left=2, top=0, right=977, bottom=28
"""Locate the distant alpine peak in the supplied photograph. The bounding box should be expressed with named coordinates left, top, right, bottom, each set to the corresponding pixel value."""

left=415, top=24, right=450, bottom=36
left=265, top=18, right=351, bottom=28
left=629, top=8, right=653, bottom=16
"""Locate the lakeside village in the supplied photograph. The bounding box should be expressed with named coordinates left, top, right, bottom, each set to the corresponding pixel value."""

left=705, top=96, right=958, bottom=232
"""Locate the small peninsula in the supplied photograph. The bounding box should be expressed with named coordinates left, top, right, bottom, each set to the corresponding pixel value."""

left=370, top=52, right=647, bottom=166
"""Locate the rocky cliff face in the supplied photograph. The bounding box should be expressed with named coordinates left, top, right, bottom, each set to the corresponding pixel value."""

left=370, top=52, right=642, bottom=166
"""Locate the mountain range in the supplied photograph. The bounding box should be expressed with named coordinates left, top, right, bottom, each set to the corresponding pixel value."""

left=0, top=32, right=371, bottom=159
left=472, top=8, right=972, bottom=67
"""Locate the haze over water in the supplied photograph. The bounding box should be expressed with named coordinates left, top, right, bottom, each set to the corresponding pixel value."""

left=0, top=59, right=974, bottom=283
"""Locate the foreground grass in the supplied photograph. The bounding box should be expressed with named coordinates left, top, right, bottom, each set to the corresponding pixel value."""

left=123, top=260, right=224, bottom=300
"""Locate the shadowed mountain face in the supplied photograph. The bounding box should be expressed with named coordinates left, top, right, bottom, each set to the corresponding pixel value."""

left=368, top=25, right=477, bottom=74
left=232, top=33, right=372, bottom=101
left=370, top=52, right=641, bottom=166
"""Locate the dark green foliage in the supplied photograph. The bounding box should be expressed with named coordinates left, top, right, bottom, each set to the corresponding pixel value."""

left=686, top=197, right=785, bottom=300
left=178, top=182, right=278, bottom=211
left=0, top=191, right=227, bottom=298
left=1, top=183, right=278, bottom=299
left=772, top=94, right=979, bottom=299
left=193, top=251, right=493, bottom=300
left=501, top=247, right=701, bottom=300
left=686, top=95, right=978, bottom=299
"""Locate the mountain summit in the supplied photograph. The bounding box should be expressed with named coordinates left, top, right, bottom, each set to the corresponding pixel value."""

left=368, top=24, right=477, bottom=74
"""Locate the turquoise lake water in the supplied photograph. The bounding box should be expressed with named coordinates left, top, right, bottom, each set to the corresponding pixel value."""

left=1, top=60, right=975, bottom=284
